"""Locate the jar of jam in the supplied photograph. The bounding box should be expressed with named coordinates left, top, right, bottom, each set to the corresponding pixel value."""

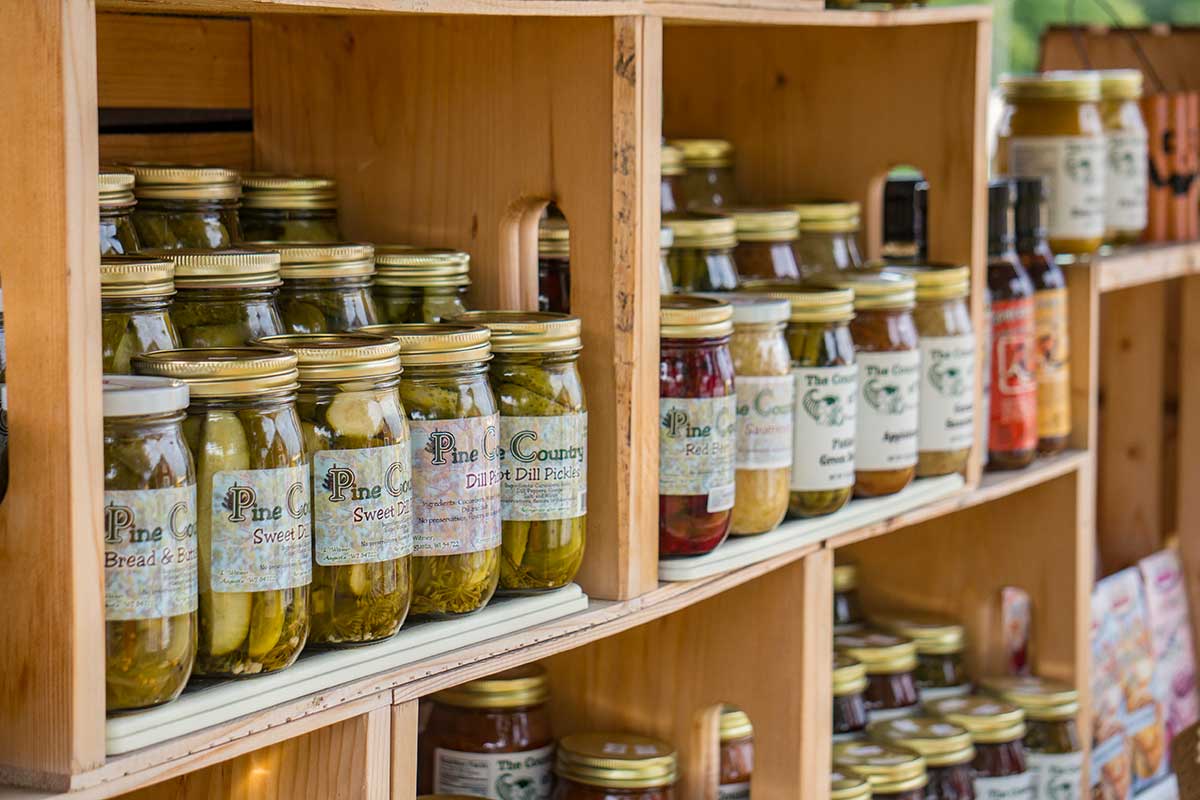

left=718, top=706, right=753, bottom=799
left=868, top=717, right=976, bottom=800
left=555, top=732, right=677, bottom=799
left=100, top=256, right=182, bottom=375
left=659, top=227, right=675, bottom=295
left=153, top=248, right=286, bottom=347
left=662, top=212, right=738, bottom=292
left=834, top=653, right=870, bottom=741
left=831, top=769, right=872, bottom=800
left=883, top=177, right=928, bottom=266
left=659, top=297, right=736, bottom=557
left=100, top=170, right=141, bottom=256
left=1099, top=69, right=1148, bottom=245
left=266, top=242, right=380, bottom=333
left=538, top=216, right=571, bottom=313
left=725, top=206, right=802, bottom=281
left=671, top=138, right=736, bottom=208
left=794, top=201, right=864, bottom=276
left=835, top=631, right=920, bottom=721
left=979, top=676, right=1082, bottom=800
left=833, top=741, right=928, bottom=800
left=661, top=143, right=688, bottom=214
left=127, top=164, right=243, bottom=249
left=925, top=695, right=1033, bottom=800
left=873, top=614, right=969, bottom=700
left=995, top=71, right=1105, bottom=256
left=374, top=246, right=472, bottom=324
left=239, top=174, right=342, bottom=242
left=418, top=663, right=556, bottom=799
left=833, top=562, right=865, bottom=631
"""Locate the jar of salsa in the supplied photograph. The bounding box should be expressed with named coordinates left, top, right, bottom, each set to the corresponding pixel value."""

left=725, top=206, right=802, bottom=282
left=538, top=216, right=571, bottom=313
left=661, top=143, right=688, bottom=215
left=1099, top=69, right=1148, bottom=245
left=374, top=246, right=471, bottom=323
left=153, top=248, right=285, bottom=347
left=265, top=242, right=380, bottom=333
left=833, top=741, right=928, bottom=800
left=718, top=706, right=753, bottom=799
left=833, top=562, right=865, bottom=631
left=834, top=653, right=870, bottom=741
left=127, top=164, right=243, bottom=249
left=979, top=676, right=1082, bottom=800
left=925, top=695, right=1033, bottom=800
left=867, top=717, right=976, bottom=800
left=239, top=174, right=341, bottom=242
left=794, top=201, right=864, bottom=276
left=555, top=732, right=677, bottom=799
left=874, top=614, right=969, bottom=700
left=100, top=256, right=182, bottom=375
left=835, top=631, right=920, bottom=721
left=831, top=769, right=872, bottom=800
left=418, top=663, right=556, bottom=799
left=100, top=170, right=141, bottom=256
left=671, top=138, right=736, bottom=208
left=662, top=212, right=738, bottom=292
left=659, top=297, right=736, bottom=557
left=659, top=227, right=675, bottom=295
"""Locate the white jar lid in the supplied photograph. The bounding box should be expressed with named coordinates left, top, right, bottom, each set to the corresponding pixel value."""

left=103, top=375, right=190, bottom=417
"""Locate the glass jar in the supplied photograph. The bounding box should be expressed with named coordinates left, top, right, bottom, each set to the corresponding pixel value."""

left=883, top=176, right=928, bottom=266
left=835, top=631, right=921, bottom=721
left=374, top=246, right=472, bottom=323
left=555, top=732, right=677, bottom=800
left=262, top=242, right=380, bottom=333
left=867, top=717, right=976, bottom=800
left=662, top=212, right=739, bottom=292
left=831, top=770, right=872, bottom=800
left=100, top=256, right=182, bottom=375
left=794, top=201, right=864, bottom=276
left=100, top=170, right=141, bottom=256
left=980, top=676, right=1083, bottom=800
left=658, top=297, right=736, bottom=557
left=418, top=663, right=556, bottom=799
left=1099, top=70, right=1149, bottom=245
left=239, top=173, right=341, bottom=242
left=671, top=138, right=736, bottom=209
left=834, top=654, right=870, bottom=741
left=874, top=614, right=970, bottom=700
left=132, top=348, right=311, bottom=677
left=452, top=312, right=587, bottom=593
left=925, top=695, right=1033, bottom=800
left=359, top=324, right=501, bottom=616
left=995, top=72, right=1105, bottom=256
left=718, top=706, right=753, bottom=798
left=127, top=164, right=243, bottom=249
left=102, top=376, right=197, bottom=711
left=985, top=180, right=1037, bottom=471
left=726, top=206, right=802, bottom=282
left=258, top=333, right=412, bottom=645
left=661, top=143, right=688, bottom=215
left=659, top=227, right=675, bottom=295
left=155, top=248, right=286, bottom=347
left=833, top=563, right=866, bottom=632
left=833, top=741, right=929, bottom=800
left=538, top=216, right=571, bottom=313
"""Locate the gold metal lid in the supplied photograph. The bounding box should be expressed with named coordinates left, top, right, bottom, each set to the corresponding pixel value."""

left=833, top=653, right=869, bottom=697
left=662, top=212, right=738, bottom=250
left=834, top=631, right=919, bottom=675
left=661, top=143, right=686, bottom=176
left=669, top=138, right=733, bottom=168
left=241, top=173, right=338, bottom=210
left=449, top=311, right=582, bottom=353
left=125, top=163, right=241, bottom=201
left=254, top=333, right=402, bottom=383
left=873, top=613, right=966, bottom=656
left=1099, top=69, right=1144, bottom=101
left=978, top=675, right=1080, bottom=721
left=867, top=717, right=976, bottom=767
left=538, top=216, right=570, bottom=259
left=432, top=663, right=549, bottom=710
left=816, top=271, right=916, bottom=310
left=833, top=741, right=928, bottom=795
left=660, top=295, right=734, bottom=339
left=147, top=248, right=282, bottom=290
left=833, top=563, right=858, bottom=592
left=374, top=246, right=471, bottom=288
left=246, top=242, right=374, bottom=280
left=556, top=733, right=677, bottom=790
left=100, top=256, right=175, bottom=299
left=924, top=695, right=1027, bottom=744
left=831, top=769, right=872, bottom=800
left=133, top=347, right=299, bottom=398
left=99, top=170, right=136, bottom=208
left=1001, top=70, right=1102, bottom=103
left=357, top=323, right=491, bottom=367
left=718, top=706, right=753, bottom=741
left=696, top=293, right=791, bottom=326
left=720, top=206, right=801, bottom=243
left=794, top=201, right=861, bottom=233
left=882, top=263, right=970, bottom=302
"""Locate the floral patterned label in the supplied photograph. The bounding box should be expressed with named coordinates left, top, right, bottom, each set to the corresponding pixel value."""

left=973, top=772, right=1036, bottom=800
left=1107, top=131, right=1149, bottom=233
left=734, top=375, right=795, bottom=470
left=104, top=485, right=198, bottom=621
left=410, top=415, right=502, bottom=556
left=855, top=351, right=920, bottom=471
left=718, top=782, right=750, bottom=799
left=499, top=413, right=588, bottom=521
left=434, top=743, right=555, bottom=800
left=1009, top=136, right=1106, bottom=241
left=1026, top=751, right=1083, bottom=800
left=312, top=443, right=413, bottom=566
left=659, top=395, right=736, bottom=506
left=791, top=365, right=857, bottom=491
left=918, top=335, right=976, bottom=453
left=209, top=465, right=312, bottom=593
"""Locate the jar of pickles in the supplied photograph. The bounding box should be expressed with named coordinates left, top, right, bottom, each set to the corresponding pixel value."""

left=360, top=324, right=501, bottom=616
left=538, top=216, right=571, bottom=313
left=874, top=614, right=970, bottom=700
left=727, top=206, right=802, bottom=281
left=925, top=695, right=1034, bottom=800
left=1099, top=70, right=1149, bottom=245
left=451, top=312, right=587, bottom=592
left=833, top=741, right=928, bottom=800
left=835, top=631, right=920, bottom=721
left=101, top=256, right=182, bottom=374
left=659, top=227, right=675, bottom=295
left=258, top=333, right=412, bottom=645
left=794, top=202, right=864, bottom=275
left=374, top=246, right=472, bottom=323
left=834, top=654, right=870, bottom=741
left=672, top=138, right=736, bottom=208
left=263, top=243, right=380, bottom=333
left=831, top=769, right=872, bottom=800
left=661, top=143, right=687, bottom=214
left=156, top=248, right=286, bottom=347
left=833, top=562, right=865, bottom=631
left=100, top=170, right=141, bottom=256
left=662, top=213, right=739, bottom=292
left=239, top=174, right=341, bottom=242
left=132, top=348, right=311, bottom=677
left=103, top=376, right=197, bottom=711
left=980, top=676, right=1083, bottom=800
left=555, top=733, right=677, bottom=800
left=867, top=716, right=976, bottom=800
left=718, top=706, right=753, bottom=799
left=127, top=164, right=243, bottom=249
left=658, top=297, right=736, bottom=557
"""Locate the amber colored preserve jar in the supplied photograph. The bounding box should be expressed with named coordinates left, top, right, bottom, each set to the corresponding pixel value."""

left=418, top=663, right=556, bottom=799
left=726, top=206, right=802, bottom=281
left=834, top=653, right=870, bottom=741
left=718, top=706, right=753, bottom=799
left=835, top=631, right=920, bottom=721
left=926, top=695, right=1034, bottom=800
left=100, top=170, right=141, bottom=256
left=980, top=676, right=1082, bottom=800
left=555, top=732, right=677, bottom=799
left=1099, top=69, right=1149, bottom=245
left=833, top=562, right=865, bottom=631
left=671, top=138, right=736, bottom=209
left=834, top=741, right=929, bottom=800
left=874, top=613, right=970, bottom=700
left=868, top=717, right=976, bottom=800
left=794, top=201, right=865, bottom=276
left=662, top=212, right=739, bottom=292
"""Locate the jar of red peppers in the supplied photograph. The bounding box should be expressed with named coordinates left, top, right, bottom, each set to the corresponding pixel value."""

left=718, top=706, right=753, bottom=799
left=834, top=653, right=870, bottom=741
left=555, top=732, right=677, bottom=800
left=659, top=297, right=736, bottom=557
left=868, top=716, right=977, bottom=800
left=661, top=144, right=687, bottom=215
left=833, top=741, right=928, bottom=800
left=833, top=562, right=865, bottom=632
left=726, top=206, right=802, bottom=281
left=925, top=695, right=1033, bottom=800
left=979, top=676, right=1082, bottom=800
left=835, top=631, right=920, bottom=721
left=874, top=613, right=970, bottom=701
left=538, top=216, right=571, bottom=314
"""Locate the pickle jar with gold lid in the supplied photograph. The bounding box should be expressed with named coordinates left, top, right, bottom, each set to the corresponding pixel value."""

left=662, top=212, right=739, bottom=292
left=925, top=695, right=1033, bottom=799
left=100, top=170, right=141, bottom=256
left=373, top=246, right=472, bottom=323
left=132, top=347, right=311, bottom=677
left=101, top=256, right=182, bottom=374
left=867, top=717, right=976, bottom=800
left=538, top=216, right=571, bottom=313
left=835, top=631, right=920, bottom=721
left=834, top=653, right=870, bottom=741
left=874, top=613, right=970, bottom=700
left=794, top=201, right=865, bottom=275
left=256, top=333, right=412, bottom=646
left=725, top=206, right=802, bottom=281
left=833, top=741, right=928, bottom=800
left=152, top=248, right=285, bottom=347
left=718, top=706, right=753, bottom=799
left=1100, top=69, right=1149, bottom=245
left=127, top=164, right=242, bottom=249
left=671, top=138, right=736, bottom=209
left=979, top=675, right=1082, bottom=800
left=357, top=323, right=501, bottom=617
left=661, top=143, right=688, bottom=214
left=833, top=562, right=865, bottom=631
left=418, top=663, right=556, bottom=799
left=555, top=732, right=677, bottom=800
left=831, top=769, right=872, bottom=800
left=255, top=242, right=380, bottom=333
left=239, top=173, right=341, bottom=243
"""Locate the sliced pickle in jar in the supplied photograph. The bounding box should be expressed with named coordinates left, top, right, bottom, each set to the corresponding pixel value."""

left=327, top=391, right=385, bottom=440
left=248, top=592, right=286, bottom=658
left=207, top=592, right=253, bottom=656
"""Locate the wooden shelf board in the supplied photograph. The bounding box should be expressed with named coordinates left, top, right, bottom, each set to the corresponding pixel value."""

left=656, top=3, right=990, bottom=25
left=1092, top=241, right=1200, bottom=293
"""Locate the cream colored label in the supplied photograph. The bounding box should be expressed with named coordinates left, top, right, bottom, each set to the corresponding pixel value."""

left=499, top=413, right=587, bottom=521
left=791, top=365, right=857, bottom=491
left=313, top=443, right=413, bottom=566
left=1106, top=131, right=1149, bottom=232
left=718, top=782, right=751, bottom=799
left=973, top=772, right=1035, bottom=800
left=433, top=743, right=555, bottom=800
left=1026, top=751, right=1083, bottom=800
left=410, top=415, right=502, bottom=556
left=735, top=375, right=795, bottom=470
left=918, top=335, right=976, bottom=453
left=855, top=351, right=920, bottom=471
left=104, top=485, right=198, bottom=620
left=1008, top=136, right=1106, bottom=241
left=210, top=465, right=312, bottom=592
left=1035, top=288, right=1071, bottom=439
left=659, top=395, right=736, bottom=507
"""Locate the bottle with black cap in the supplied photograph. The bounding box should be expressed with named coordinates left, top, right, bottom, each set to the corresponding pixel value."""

left=882, top=177, right=928, bottom=265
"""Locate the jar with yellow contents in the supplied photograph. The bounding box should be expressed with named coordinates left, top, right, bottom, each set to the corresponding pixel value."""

left=1099, top=69, right=1149, bottom=245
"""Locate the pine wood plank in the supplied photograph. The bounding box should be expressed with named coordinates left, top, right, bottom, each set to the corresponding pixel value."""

left=389, top=703, right=417, bottom=800
left=99, top=132, right=254, bottom=170
left=1040, top=25, right=1200, bottom=93
left=1175, top=275, right=1200, bottom=667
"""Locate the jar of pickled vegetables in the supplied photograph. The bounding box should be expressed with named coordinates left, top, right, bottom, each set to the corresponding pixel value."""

left=833, top=562, right=865, bottom=631
left=834, top=653, right=870, bottom=741
left=980, top=676, right=1082, bottom=800
left=101, top=256, right=182, bottom=374
left=867, top=717, right=976, bottom=800
left=132, top=347, right=311, bottom=677
left=874, top=614, right=969, bottom=700
left=660, top=227, right=675, bottom=295
left=794, top=202, right=864, bottom=275
left=661, top=143, right=687, bottom=214
left=156, top=248, right=286, bottom=347
left=831, top=770, right=871, bottom=800
left=671, top=138, right=736, bottom=209
left=555, top=733, right=677, bottom=800
left=261, top=242, right=380, bottom=333
left=726, top=206, right=802, bottom=281
left=452, top=312, right=587, bottom=593
left=100, top=170, right=141, bottom=256
left=359, top=324, right=501, bottom=616
left=925, top=695, right=1033, bottom=800
left=718, top=706, right=752, bottom=799
left=1099, top=70, right=1149, bottom=245
left=127, top=164, right=243, bottom=249
left=833, top=741, right=928, bottom=800
left=418, top=663, right=556, bottom=799
left=538, top=216, right=571, bottom=314
left=659, top=297, right=736, bottom=557
left=103, top=376, right=197, bottom=711
left=996, top=72, right=1105, bottom=255
left=374, top=246, right=472, bottom=323
left=835, top=631, right=920, bottom=721
left=258, top=333, right=412, bottom=645
left=239, top=174, right=341, bottom=242
left=662, top=212, right=739, bottom=292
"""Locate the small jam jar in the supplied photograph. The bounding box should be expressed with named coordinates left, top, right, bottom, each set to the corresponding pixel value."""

left=833, top=562, right=865, bottom=632
left=127, top=164, right=243, bottom=249
left=662, top=212, right=739, bottom=292
left=373, top=246, right=472, bottom=324
left=538, top=215, right=571, bottom=313
left=555, top=732, right=677, bottom=799
left=239, top=173, right=342, bottom=242
left=794, top=201, right=864, bottom=276
left=833, top=740, right=929, bottom=800
left=100, top=170, right=141, bottom=256
left=671, top=138, right=736, bottom=209
left=266, top=242, right=380, bottom=333
left=831, top=769, right=872, bottom=800
left=153, top=248, right=285, bottom=347
left=661, top=143, right=688, bottom=214
left=868, top=716, right=976, bottom=800
left=874, top=613, right=970, bottom=700
left=1099, top=69, right=1148, bottom=245
left=835, top=631, right=920, bottom=721
left=925, top=695, right=1033, bottom=800
left=980, top=676, right=1083, bottom=800
left=418, top=663, right=556, bottom=799
left=725, top=206, right=802, bottom=282
left=718, top=706, right=753, bottom=799
left=834, top=653, right=870, bottom=741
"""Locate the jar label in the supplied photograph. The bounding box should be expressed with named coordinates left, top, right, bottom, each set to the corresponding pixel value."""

left=209, top=465, right=312, bottom=593
left=410, top=415, right=502, bottom=556
left=1008, top=136, right=1106, bottom=241
left=659, top=395, right=737, bottom=506
left=1106, top=131, right=1149, bottom=233
left=1034, top=288, right=1071, bottom=439
left=499, top=413, right=588, bottom=521
left=104, top=485, right=198, bottom=620
left=1026, top=751, right=1083, bottom=800
left=855, top=351, right=920, bottom=471
left=918, top=335, right=976, bottom=453
left=312, top=443, right=413, bottom=566
left=718, top=781, right=751, bottom=799
left=433, top=743, right=556, bottom=800
left=791, top=365, right=857, bottom=491
left=735, top=374, right=795, bottom=469
left=973, top=771, right=1035, bottom=800
left=989, top=298, right=1038, bottom=454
